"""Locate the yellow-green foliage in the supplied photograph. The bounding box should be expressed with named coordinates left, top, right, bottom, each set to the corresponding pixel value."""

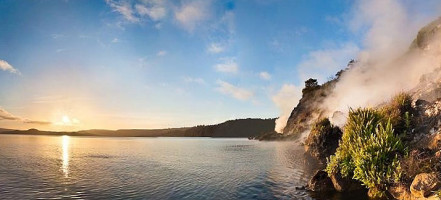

left=380, top=92, right=414, bottom=136
left=326, top=108, right=405, bottom=198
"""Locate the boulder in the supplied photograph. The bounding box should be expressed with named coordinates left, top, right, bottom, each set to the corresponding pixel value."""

left=429, top=134, right=441, bottom=150
left=304, top=118, right=342, bottom=162
left=389, top=184, right=412, bottom=200
left=329, top=171, right=365, bottom=192
left=410, top=173, right=441, bottom=198
left=435, top=150, right=441, bottom=158
left=307, top=170, right=334, bottom=192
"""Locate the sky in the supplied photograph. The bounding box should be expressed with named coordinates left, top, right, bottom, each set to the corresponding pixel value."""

left=0, top=0, right=440, bottom=131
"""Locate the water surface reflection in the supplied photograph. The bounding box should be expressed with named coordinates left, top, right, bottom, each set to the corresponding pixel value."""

left=61, top=135, right=69, bottom=178
left=0, top=135, right=367, bottom=199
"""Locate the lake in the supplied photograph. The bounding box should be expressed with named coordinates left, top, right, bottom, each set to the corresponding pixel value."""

left=0, top=135, right=367, bottom=199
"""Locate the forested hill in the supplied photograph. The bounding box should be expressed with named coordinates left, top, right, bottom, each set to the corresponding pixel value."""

left=0, top=118, right=275, bottom=138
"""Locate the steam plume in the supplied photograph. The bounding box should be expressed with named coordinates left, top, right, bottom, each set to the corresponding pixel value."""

left=274, top=0, right=441, bottom=132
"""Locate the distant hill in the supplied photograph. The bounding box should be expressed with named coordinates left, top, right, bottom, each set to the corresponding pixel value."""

left=0, top=128, right=14, bottom=133
left=0, top=118, right=275, bottom=138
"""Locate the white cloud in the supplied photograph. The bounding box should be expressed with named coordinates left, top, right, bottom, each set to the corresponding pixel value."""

left=106, top=0, right=139, bottom=23
left=216, top=80, right=253, bottom=101
left=157, top=50, right=167, bottom=56
left=207, top=43, right=225, bottom=54
left=0, top=59, right=19, bottom=74
left=135, top=3, right=166, bottom=21
left=297, top=43, right=359, bottom=82
left=183, top=77, right=205, bottom=84
left=111, top=38, right=119, bottom=43
left=174, top=1, right=209, bottom=32
left=272, top=84, right=302, bottom=133
left=214, top=58, right=238, bottom=74
left=259, top=71, right=271, bottom=80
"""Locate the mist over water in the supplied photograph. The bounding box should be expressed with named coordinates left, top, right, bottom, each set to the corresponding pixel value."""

left=0, top=135, right=331, bottom=199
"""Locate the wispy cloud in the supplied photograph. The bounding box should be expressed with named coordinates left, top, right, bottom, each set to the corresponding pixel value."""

left=135, top=3, right=166, bottom=21
left=0, top=107, right=21, bottom=121
left=207, top=43, right=225, bottom=54
left=214, top=57, right=238, bottom=74
left=105, top=0, right=168, bottom=25
left=259, top=71, right=271, bottom=80
left=174, top=0, right=209, bottom=32
left=0, top=59, right=20, bottom=74
left=106, top=0, right=139, bottom=23
left=216, top=80, right=253, bottom=101
left=0, top=107, right=51, bottom=125
left=56, top=48, right=66, bottom=53
left=111, top=38, right=119, bottom=43
left=157, top=50, right=167, bottom=56
left=23, top=120, right=52, bottom=125
left=183, top=77, right=205, bottom=85
left=51, top=33, right=65, bottom=39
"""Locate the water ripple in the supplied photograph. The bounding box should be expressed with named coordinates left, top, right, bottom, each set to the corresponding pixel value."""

left=0, top=135, right=367, bottom=199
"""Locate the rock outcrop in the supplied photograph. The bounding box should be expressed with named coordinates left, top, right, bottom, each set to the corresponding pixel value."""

left=283, top=79, right=338, bottom=136
left=410, top=173, right=441, bottom=199
left=329, top=171, right=366, bottom=192
left=307, top=170, right=335, bottom=192
left=304, top=118, right=342, bottom=163
left=389, top=184, right=412, bottom=200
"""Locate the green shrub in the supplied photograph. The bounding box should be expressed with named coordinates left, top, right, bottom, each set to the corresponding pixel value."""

left=326, top=108, right=405, bottom=198
left=380, top=92, right=414, bottom=136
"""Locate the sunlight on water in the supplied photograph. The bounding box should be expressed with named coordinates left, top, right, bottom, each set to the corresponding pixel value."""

left=61, top=135, right=69, bottom=178
left=0, top=135, right=369, bottom=199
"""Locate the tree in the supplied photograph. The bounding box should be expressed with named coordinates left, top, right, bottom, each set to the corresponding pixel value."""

left=305, top=78, right=318, bottom=88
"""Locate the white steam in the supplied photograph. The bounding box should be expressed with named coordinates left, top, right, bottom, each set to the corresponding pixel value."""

left=272, top=84, right=302, bottom=133
left=324, top=0, right=441, bottom=121
left=274, top=0, right=441, bottom=132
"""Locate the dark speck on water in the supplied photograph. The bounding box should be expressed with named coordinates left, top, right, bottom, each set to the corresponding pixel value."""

left=0, top=135, right=368, bottom=199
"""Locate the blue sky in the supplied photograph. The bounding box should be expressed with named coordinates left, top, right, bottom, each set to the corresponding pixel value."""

left=0, top=0, right=439, bottom=130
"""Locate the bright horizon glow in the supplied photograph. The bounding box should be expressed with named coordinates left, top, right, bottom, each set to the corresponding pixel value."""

left=0, top=0, right=440, bottom=131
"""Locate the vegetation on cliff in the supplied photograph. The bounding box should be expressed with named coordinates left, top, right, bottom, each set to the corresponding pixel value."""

left=325, top=107, right=405, bottom=198
left=305, top=93, right=441, bottom=199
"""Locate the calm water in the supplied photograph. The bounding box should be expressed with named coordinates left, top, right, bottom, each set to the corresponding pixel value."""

left=0, top=135, right=367, bottom=200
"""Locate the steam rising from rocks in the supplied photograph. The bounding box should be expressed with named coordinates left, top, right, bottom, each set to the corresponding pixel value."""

left=324, top=0, right=441, bottom=124
left=274, top=0, right=441, bottom=132
left=272, top=84, right=302, bottom=133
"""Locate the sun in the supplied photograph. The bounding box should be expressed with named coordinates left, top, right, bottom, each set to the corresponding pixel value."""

left=62, top=115, right=71, bottom=124
left=55, top=115, right=80, bottom=127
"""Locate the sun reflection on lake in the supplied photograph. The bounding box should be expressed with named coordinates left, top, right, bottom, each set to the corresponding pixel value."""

left=61, top=135, right=70, bottom=178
